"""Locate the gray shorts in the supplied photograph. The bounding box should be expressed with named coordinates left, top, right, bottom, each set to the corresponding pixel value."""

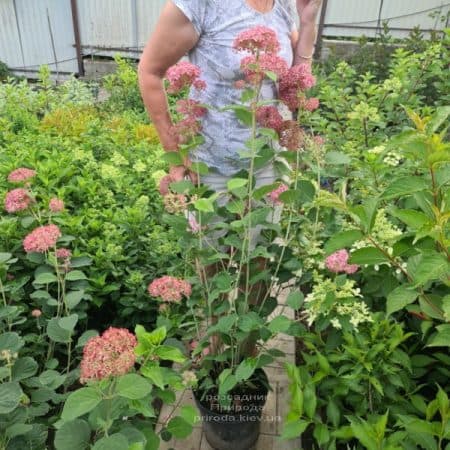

left=189, top=164, right=283, bottom=250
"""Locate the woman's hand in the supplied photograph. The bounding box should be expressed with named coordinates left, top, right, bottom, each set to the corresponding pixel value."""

left=294, top=0, right=322, bottom=65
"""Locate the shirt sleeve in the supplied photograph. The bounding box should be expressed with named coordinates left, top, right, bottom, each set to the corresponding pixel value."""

left=171, top=0, right=207, bottom=35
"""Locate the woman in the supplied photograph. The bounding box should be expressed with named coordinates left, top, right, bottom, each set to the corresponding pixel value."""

left=138, top=0, right=322, bottom=181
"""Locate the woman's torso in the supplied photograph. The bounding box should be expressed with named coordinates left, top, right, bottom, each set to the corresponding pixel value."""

left=174, top=0, right=295, bottom=175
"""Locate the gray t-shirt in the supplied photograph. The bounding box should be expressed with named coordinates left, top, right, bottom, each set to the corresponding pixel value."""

left=172, top=0, right=296, bottom=175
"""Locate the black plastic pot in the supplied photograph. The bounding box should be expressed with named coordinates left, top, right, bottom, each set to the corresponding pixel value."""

left=193, top=370, right=269, bottom=450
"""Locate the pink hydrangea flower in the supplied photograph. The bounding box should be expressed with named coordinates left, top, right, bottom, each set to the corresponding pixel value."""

left=7, top=168, right=37, bottom=183
left=56, top=248, right=72, bottom=260
left=325, top=249, right=360, bottom=274
left=176, top=99, right=207, bottom=118
left=4, top=188, right=31, bottom=213
left=148, top=276, right=192, bottom=303
left=240, top=53, right=288, bottom=84
left=49, top=198, right=64, bottom=213
left=166, top=61, right=205, bottom=94
left=23, top=224, right=61, bottom=253
left=233, top=26, right=280, bottom=55
left=31, top=309, right=42, bottom=318
left=234, top=80, right=246, bottom=89
left=80, top=327, right=137, bottom=383
left=268, top=184, right=288, bottom=205
left=256, top=106, right=283, bottom=132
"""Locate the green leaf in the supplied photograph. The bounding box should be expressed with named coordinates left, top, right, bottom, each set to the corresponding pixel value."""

left=349, top=247, right=389, bottom=265
left=34, top=272, right=58, bottom=284
left=409, top=253, right=449, bottom=287
left=92, top=434, right=129, bottom=450
left=61, top=387, right=103, bottom=421
left=281, top=420, right=309, bottom=440
left=54, top=419, right=91, bottom=450
left=227, top=178, right=248, bottom=191
left=65, top=291, right=85, bottom=309
left=380, top=177, right=428, bottom=199
left=141, top=364, right=165, bottom=389
left=389, top=208, right=431, bottom=230
left=268, top=315, right=292, bottom=333
left=194, top=198, right=214, bottom=212
left=65, top=270, right=88, bottom=281
left=39, top=370, right=66, bottom=389
left=190, top=161, right=209, bottom=175
left=325, top=151, right=351, bottom=165
left=116, top=374, right=153, bottom=400
left=148, top=326, right=167, bottom=345
left=5, top=423, right=33, bottom=439
left=324, top=230, right=364, bottom=255
left=235, top=358, right=256, bottom=382
left=303, top=384, right=317, bottom=419
left=326, top=399, right=340, bottom=427
left=162, top=152, right=183, bottom=166
left=0, top=332, right=23, bottom=352
left=155, top=346, right=186, bottom=363
left=286, top=291, right=304, bottom=310
left=69, top=256, right=92, bottom=268
left=167, top=416, right=193, bottom=439
left=47, top=319, right=71, bottom=343
left=218, top=371, right=237, bottom=397
left=313, top=423, right=330, bottom=446
left=11, top=357, right=38, bottom=381
left=59, top=314, right=78, bottom=332
left=426, top=106, right=450, bottom=134
left=180, top=405, right=199, bottom=426
left=0, top=382, right=22, bottom=414
left=428, top=324, right=450, bottom=348
left=386, top=286, right=418, bottom=315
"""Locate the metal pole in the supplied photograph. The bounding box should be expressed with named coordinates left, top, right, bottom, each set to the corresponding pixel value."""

left=70, top=0, right=84, bottom=76
left=315, top=0, right=329, bottom=60
left=131, top=0, right=139, bottom=54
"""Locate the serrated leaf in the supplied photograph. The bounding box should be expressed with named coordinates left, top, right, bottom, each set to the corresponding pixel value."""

left=386, top=286, right=418, bottom=315
left=116, top=374, right=153, bottom=400
left=61, top=387, right=102, bottom=421
left=54, top=419, right=91, bottom=450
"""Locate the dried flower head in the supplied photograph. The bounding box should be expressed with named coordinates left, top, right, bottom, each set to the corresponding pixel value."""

left=4, top=188, right=31, bottom=213
left=278, top=120, right=305, bottom=151
left=80, top=327, right=137, bottom=383
left=23, top=224, right=61, bottom=253
left=7, top=168, right=37, bottom=183
left=148, top=276, right=192, bottom=303
left=49, top=198, right=64, bottom=213
left=233, top=26, right=280, bottom=54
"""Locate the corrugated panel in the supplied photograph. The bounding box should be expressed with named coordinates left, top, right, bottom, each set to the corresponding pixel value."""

left=0, top=1, right=24, bottom=68
left=76, top=0, right=165, bottom=57
left=324, top=0, right=450, bottom=38
left=0, top=0, right=78, bottom=75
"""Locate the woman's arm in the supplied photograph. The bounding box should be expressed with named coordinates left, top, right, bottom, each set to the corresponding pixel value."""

left=294, top=0, right=322, bottom=65
left=138, top=1, right=199, bottom=151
